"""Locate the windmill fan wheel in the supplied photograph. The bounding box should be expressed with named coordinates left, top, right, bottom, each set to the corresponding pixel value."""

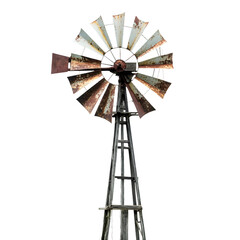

left=51, top=13, right=173, bottom=122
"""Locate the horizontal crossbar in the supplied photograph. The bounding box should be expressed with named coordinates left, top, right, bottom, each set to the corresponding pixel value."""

left=112, top=112, right=139, bottom=117
left=99, top=205, right=142, bottom=211
left=117, top=146, right=130, bottom=149
left=115, top=176, right=133, bottom=180
left=118, top=140, right=129, bottom=143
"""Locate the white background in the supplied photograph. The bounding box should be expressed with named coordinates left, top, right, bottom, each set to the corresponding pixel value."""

left=1, top=0, right=240, bottom=239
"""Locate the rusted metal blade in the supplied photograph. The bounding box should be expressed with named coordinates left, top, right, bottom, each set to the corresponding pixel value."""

left=135, top=73, right=171, bottom=98
left=75, top=29, right=105, bottom=56
left=91, top=16, right=113, bottom=49
left=113, top=13, right=125, bottom=48
left=77, top=78, right=108, bottom=113
left=70, top=53, right=102, bottom=71
left=68, top=70, right=102, bottom=94
left=127, top=17, right=148, bottom=51
left=126, top=82, right=155, bottom=118
left=95, top=84, right=116, bottom=122
left=51, top=53, right=69, bottom=74
left=135, top=30, right=166, bottom=58
left=138, top=53, right=173, bottom=69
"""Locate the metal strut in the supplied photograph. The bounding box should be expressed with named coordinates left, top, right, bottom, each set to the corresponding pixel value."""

left=101, top=75, right=146, bottom=240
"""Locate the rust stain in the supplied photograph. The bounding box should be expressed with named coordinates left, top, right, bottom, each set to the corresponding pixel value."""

left=68, top=70, right=102, bottom=94
left=77, top=79, right=108, bottom=113
left=135, top=73, right=171, bottom=98
left=70, top=53, right=101, bottom=70
left=113, top=13, right=125, bottom=47
left=75, top=29, right=105, bottom=55
left=127, top=16, right=148, bottom=50
left=51, top=53, right=69, bottom=74
left=126, top=82, right=155, bottom=118
left=91, top=16, right=112, bottom=49
left=135, top=30, right=166, bottom=58
left=135, top=16, right=140, bottom=26
left=138, top=53, right=173, bottom=68
left=113, top=13, right=124, bottom=19
left=114, top=59, right=126, bottom=72
left=95, top=84, right=116, bottom=122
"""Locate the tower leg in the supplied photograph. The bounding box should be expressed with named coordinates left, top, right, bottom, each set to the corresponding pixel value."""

left=101, top=210, right=111, bottom=240
left=121, top=210, right=128, bottom=240
left=101, top=114, right=120, bottom=240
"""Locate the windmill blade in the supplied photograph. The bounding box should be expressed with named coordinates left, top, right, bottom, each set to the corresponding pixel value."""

left=135, top=30, right=166, bottom=58
left=51, top=53, right=69, bottom=74
left=77, top=79, right=108, bottom=113
left=135, top=73, right=171, bottom=98
left=95, top=84, right=116, bottom=122
left=91, top=16, right=113, bottom=50
left=75, top=29, right=105, bottom=56
left=126, top=82, right=155, bottom=118
left=127, top=17, right=148, bottom=51
left=70, top=53, right=102, bottom=71
left=138, top=53, right=173, bottom=69
left=113, top=13, right=125, bottom=48
left=68, top=70, right=102, bottom=94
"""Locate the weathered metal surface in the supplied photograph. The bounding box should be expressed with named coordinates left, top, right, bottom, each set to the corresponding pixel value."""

left=126, top=82, right=155, bottom=118
left=100, top=82, right=146, bottom=240
left=113, top=61, right=136, bottom=73
left=102, top=205, right=142, bottom=211
left=114, top=59, right=126, bottom=72
left=138, top=53, right=173, bottom=68
left=75, top=29, right=105, bottom=56
left=135, top=30, right=166, bottom=58
left=121, top=210, right=128, bottom=240
left=51, top=53, right=69, bottom=74
left=95, top=83, right=116, bottom=122
left=101, top=210, right=111, bottom=240
left=91, top=16, right=113, bottom=49
left=113, top=13, right=125, bottom=48
left=127, top=17, right=148, bottom=51
left=68, top=70, right=102, bottom=94
left=125, top=63, right=136, bottom=72
left=135, top=73, right=171, bottom=98
left=77, top=79, right=108, bottom=113
left=120, top=73, right=134, bottom=84
left=70, top=53, right=101, bottom=70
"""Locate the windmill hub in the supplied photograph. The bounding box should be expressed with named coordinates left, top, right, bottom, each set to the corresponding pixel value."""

left=114, top=59, right=126, bottom=72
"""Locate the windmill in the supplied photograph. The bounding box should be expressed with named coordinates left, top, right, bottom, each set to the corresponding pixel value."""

left=51, top=13, right=173, bottom=240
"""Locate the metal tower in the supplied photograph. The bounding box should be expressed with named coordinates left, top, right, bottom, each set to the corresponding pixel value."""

left=100, top=73, right=147, bottom=240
